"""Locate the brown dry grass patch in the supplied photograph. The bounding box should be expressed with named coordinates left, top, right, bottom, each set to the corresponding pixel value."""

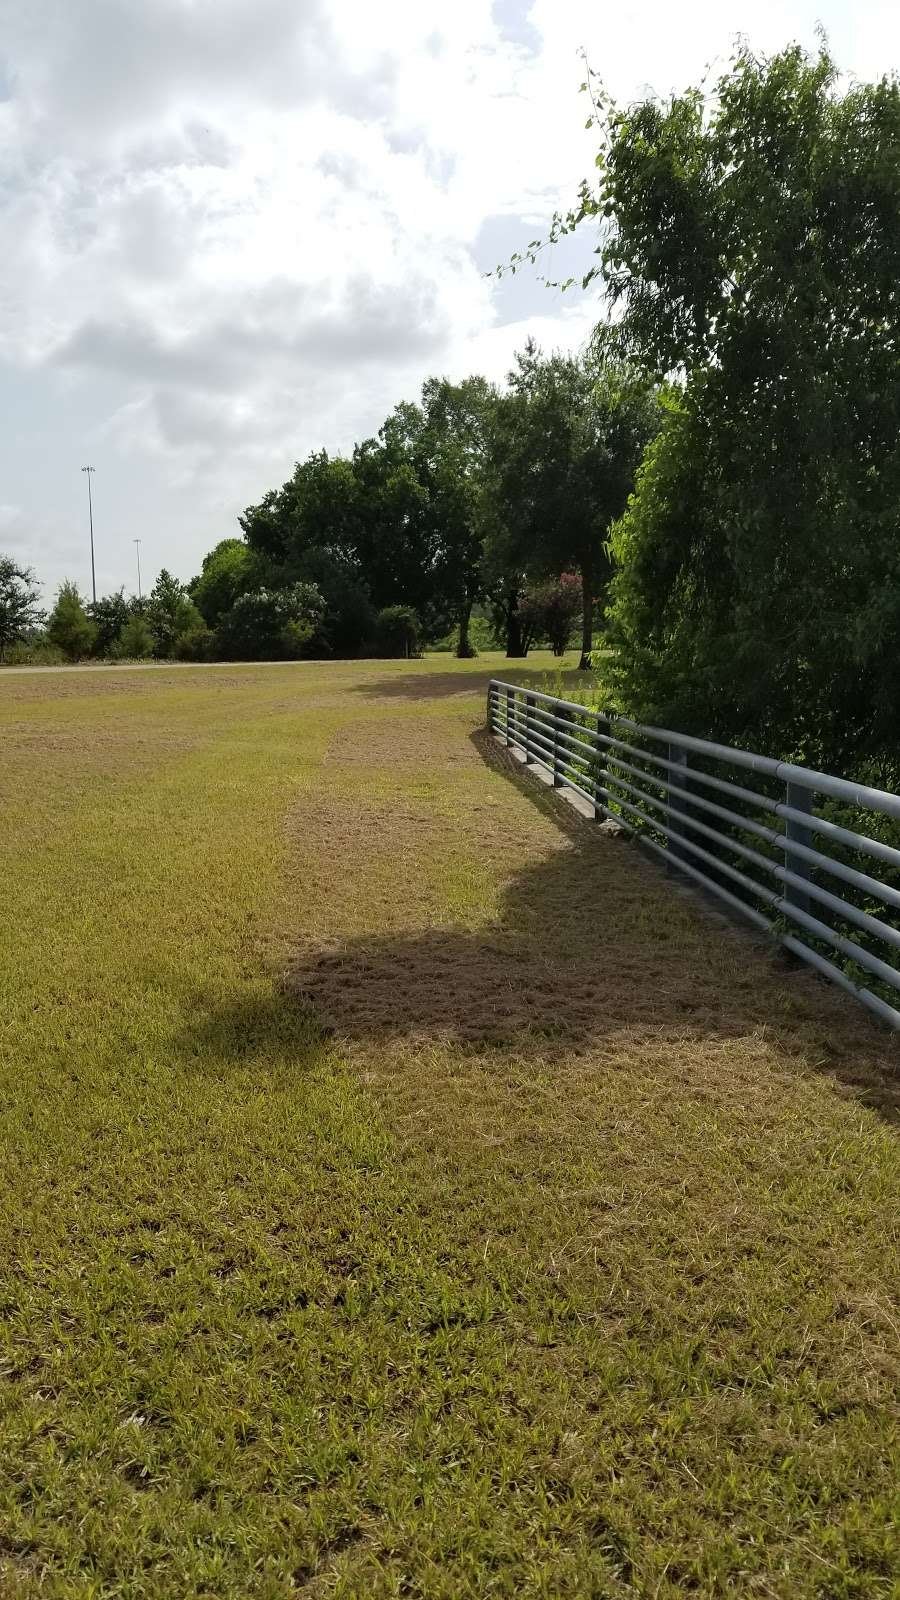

left=286, top=731, right=900, bottom=1120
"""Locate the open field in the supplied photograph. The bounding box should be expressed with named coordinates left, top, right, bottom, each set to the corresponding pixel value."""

left=1, top=654, right=898, bottom=1599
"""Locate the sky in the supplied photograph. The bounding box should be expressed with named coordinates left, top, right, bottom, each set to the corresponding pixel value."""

left=1, top=0, right=898, bottom=601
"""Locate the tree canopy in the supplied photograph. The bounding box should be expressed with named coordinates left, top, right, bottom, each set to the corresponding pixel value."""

left=0, top=558, right=42, bottom=660
left=540, top=43, right=900, bottom=770
left=484, top=341, right=660, bottom=667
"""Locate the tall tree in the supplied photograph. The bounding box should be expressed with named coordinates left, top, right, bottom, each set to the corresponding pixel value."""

left=416, top=376, right=496, bottom=658
left=240, top=452, right=361, bottom=573
left=550, top=44, right=900, bottom=768
left=485, top=342, right=659, bottom=668
left=351, top=423, right=435, bottom=617
left=0, top=557, right=42, bottom=660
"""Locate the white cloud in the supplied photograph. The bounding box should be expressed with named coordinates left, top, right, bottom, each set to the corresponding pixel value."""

left=0, top=0, right=897, bottom=596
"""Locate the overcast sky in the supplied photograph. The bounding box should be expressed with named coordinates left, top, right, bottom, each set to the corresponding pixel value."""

left=1, top=0, right=898, bottom=601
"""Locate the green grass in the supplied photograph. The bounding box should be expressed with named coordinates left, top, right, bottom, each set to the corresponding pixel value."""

left=0, top=653, right=898, bottom=1598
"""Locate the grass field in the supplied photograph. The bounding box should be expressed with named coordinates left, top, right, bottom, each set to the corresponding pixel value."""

left=1, top=654, right=898, bottom=1599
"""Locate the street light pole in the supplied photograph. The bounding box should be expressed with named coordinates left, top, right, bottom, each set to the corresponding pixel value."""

left=81, top=466, right=97, bottom=604
left=133, top=539, right=142, bottom=601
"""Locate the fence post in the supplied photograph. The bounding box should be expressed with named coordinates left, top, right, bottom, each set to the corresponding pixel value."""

left=784, top=780, right=813, bottom=914
left=505, top=686, right=515, bottom=747
left=525, top=695, right=535, bottom=764
left=553, top=708, right=564, bottom=787
left=594, top=712, right=609, bottom=820
left=667, top=744, right=689, bottom=861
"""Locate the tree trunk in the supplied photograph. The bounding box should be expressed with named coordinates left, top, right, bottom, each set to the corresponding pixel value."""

left=505, top=592, right=525, bottom=657
left=578, top=564, right=593, bottom=670
left=456, top=599, right=474, bottom=659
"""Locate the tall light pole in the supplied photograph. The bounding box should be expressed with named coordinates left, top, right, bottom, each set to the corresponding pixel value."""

left=81, top=466, right=97, bottom=604
left=133, top=539, right=142, bottom=601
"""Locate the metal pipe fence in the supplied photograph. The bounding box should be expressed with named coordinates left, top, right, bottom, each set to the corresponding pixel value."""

left=488, top=679, right=900, bottom=1030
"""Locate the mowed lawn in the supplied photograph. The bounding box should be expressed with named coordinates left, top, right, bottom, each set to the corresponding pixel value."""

left=0, top=656, right=898, bottom=1600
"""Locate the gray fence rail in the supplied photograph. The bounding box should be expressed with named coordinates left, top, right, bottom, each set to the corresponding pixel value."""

left=488, top=679, right=900, bottom=1031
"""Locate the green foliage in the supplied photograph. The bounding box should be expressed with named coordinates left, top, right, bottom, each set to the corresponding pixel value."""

left=291, top=547, right=375, bottom=657
left=1, top=635, right=63, bottom=666
left=240, top=381, right=496, bottom=656
left=241, top=451, right=361, bottom=571
left=217, top=583, right=325, bottom=660
left=191, top=539, right=260, bottom=628
left=484, top=343, right=661, bottom=668
left=575, top=44, right=900, bottom=772
left=519, top=574, right=583, bottom=655
left=415, top=375, right=497, bottom=655
left=113, top=613, right=155, bottom=659
left=373, top=604, right=420, bottom=658
left=174, top=622, right=216, bottom=662
left=88, top=589, right=131, bottom=657
left=146, top=569, right=203, bottom=659
left=0, top=556, right=42, bottom=659
left=47, top=580, right=97, bottom=661
left=352, top=428, right=434, bottom=616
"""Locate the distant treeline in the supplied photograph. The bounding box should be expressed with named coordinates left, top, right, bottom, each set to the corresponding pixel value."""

left=0, top=343, right=661, bottom=669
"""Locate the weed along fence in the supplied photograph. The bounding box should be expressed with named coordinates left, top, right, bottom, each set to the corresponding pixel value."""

left=488, top=679, right=900, bottom=1030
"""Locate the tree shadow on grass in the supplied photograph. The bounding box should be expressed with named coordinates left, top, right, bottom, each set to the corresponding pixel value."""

left=276, top=729, right=900, bottom=1125
left=349, top=665, right=570, bottom=702
left=178, top=984, right=329, bottom=1082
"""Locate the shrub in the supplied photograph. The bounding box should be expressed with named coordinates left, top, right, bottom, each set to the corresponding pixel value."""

left=47, top=581, right=97, bottom=661
left=89, top=590, right=130, bottom=657
left=515, top=576, right=582, bottom=655
left=174, top=623, right=216, bottom=662
left=217, top=584, right=325, bottom=660
left=112, top=614, right=155, bottom=660
left=373, top=605, right=420, bottom=658
left=2, top=636, right=64, bottom=667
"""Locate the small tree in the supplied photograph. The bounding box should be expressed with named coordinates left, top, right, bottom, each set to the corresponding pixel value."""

left=47, top=581, right=96, bottom=661
left=89, top=589, right=130, bottom=657
left=113, top=613, right=155, bottom=659
left=525, top=574, right=583, bottom=655
left=146, top=569, right=204, bottom=658
left=0, top=557, right=42, bottom=660
left=374, top=605, right=420, bottom=658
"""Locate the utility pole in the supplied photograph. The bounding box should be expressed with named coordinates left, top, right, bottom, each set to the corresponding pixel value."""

left=81, top=466, right=97, bottom=604
left=133, top=539, right=143, bottom=601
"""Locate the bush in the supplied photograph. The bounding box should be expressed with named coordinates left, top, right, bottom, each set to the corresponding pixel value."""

left=217, top=584, right=325, bottom=660
left=174, top=623, right=216, bottom=662
left=373, top=605, right=420, bottom=658
left=112, top=614, right=155, bottom=660
left=89, top=591, right=130, bottom=657
left=530, top=575, right=582, bottom=655
left=2, top=636, right=64, bottom=667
